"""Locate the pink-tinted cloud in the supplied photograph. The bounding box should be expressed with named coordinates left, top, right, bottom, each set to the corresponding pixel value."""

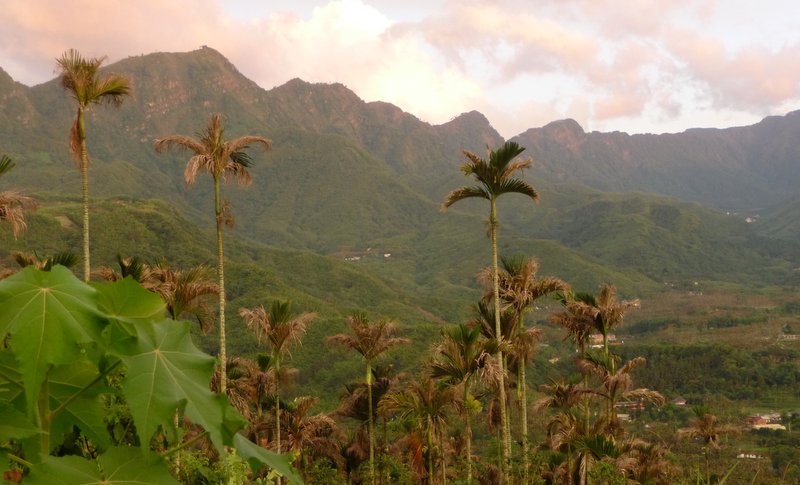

left=666, top=28, right=800, bottom=111
left=0, top=0, right=798, bottom=137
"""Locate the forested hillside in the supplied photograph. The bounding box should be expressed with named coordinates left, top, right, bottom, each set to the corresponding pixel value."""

left=1, top=47, right=799, bottom=483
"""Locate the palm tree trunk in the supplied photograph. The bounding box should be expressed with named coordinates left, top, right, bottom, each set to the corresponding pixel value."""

left=78, top=108, right=91, bottom=283
left=214, top=178, right=227, bottom=394
left=275, top=358, right=282, bottom=454
left=367, top=362, right=375, bottom=485
left=440, top=430, right=447, bottom=485
left=464, top=381, right=473, bottom=485
left=520, top=360, right=530, bottom=484
left=427, top=416, right=434, bottom=485
left=490, top=199, right=511, bottom=483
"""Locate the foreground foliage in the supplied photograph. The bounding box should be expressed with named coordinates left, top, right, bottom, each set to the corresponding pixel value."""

left=0, top=266, right=300, bottom=483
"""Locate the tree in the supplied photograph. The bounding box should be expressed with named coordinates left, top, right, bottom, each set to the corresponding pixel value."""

left=535, top=379, right=595, bottom=485
left=149, top=261, right=219, bottom=333
left=327, top=313, right=409, bottom=485
left=491, top=255, right=568, bottom=482
left=559, top=285, right=639, bottom=361
left=677, top=406, right=739, bottom=484
left=0, top=266, right=300, bottom=483
left=56, top=49, right=130, bottom=282
left=430, top=323, right=498, bottom=484
left=10, top=250, right=78, bottom=271
left=97, top=257, right=219, bottom=333
left=0, top=155, right=35, bottom=239
left=334, top=364, right=401, bottom=482
left=277, top=396, right=344, bottom=478
left=577, top=353, right=664, bottom=436
left=380, top=376, right=455, bottom=485
left=154, top=112, right=271, bottom=393
left=442, top=141, right=538, bottom=481
left=240, top=300, right=315, bottom=454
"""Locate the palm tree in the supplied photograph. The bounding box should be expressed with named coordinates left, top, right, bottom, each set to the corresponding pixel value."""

left=327, top=313, right=409, bottom=485
left=240, top=300, right=314, bottom=453
left=577, top=353, right=664, bottom=436
left=489, top=255, right=568, bottom=482
left=380, top=376, right=456, bottom=484
left=11, top=250, right=78, bottom=271
left=149, top=261, right=219, bottom=333
left=155, top=113, right=271, bottom=393
left=279, top=396, right=344, bottom=478
left=561, top=285, right=639, bottom=362
left=678, top=406, right=739, bottom=484
left=96, top=257, right=219, bottom=333
left=334, top=364, right=401, bottom=482
left=0, top=155, right=35, bottom=239
left=430, top=323, right=499, bottom=484
left=442, top=141, right=539, bottom=480
left=56, top=49, right=130, bottom=282
left=535, top=379, right=595, bottom=485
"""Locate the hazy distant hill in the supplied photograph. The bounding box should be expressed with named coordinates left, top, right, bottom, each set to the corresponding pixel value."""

left=0, top=46, right=798, bottom=312
left=513, top=113, right=800, bottom=211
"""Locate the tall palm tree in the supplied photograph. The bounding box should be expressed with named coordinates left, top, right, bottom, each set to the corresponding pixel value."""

left=56, top=49, right=130, bottom=282
left=334, top=364, right=401, bottom=481
left=327, top=313, right=409, bottom=485
left=0, top=155, right=35, bottom=239
left=240, top=300, right=314, bottom=453
left=430, top=323, right=499, bottom=484
left=155, top=113, right=271, bottom=393
left=442, top=141, right=538, bottom=480
left=380, top=376, right=456, bottom=485
left=535, top=379, right=595, bottom=485
left=489, top=255, right=568, bottom=482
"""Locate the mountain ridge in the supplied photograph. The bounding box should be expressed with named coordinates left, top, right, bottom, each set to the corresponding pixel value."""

left=0, top=46, right=798, bottom=305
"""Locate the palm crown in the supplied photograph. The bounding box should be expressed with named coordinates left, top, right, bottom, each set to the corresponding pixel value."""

left=442, top=141, right=538, bottom=209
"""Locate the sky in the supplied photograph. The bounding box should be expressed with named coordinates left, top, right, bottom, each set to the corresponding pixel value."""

left=2, top=0, right=799, bottom=138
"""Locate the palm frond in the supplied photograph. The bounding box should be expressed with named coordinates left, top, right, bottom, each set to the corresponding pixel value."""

left=441, top=186, right=489, bottom=210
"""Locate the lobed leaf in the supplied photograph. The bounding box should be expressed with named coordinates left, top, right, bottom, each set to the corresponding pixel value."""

left=0, top=266, right=104, bottom=415
left=116, top=319, right=246, bottom=451
left=233, top=433, right=303, bottom=484
left=26, top=446, right=179, bottom=484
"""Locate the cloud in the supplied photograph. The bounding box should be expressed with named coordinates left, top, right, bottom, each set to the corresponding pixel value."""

left=665, top=28, right=800, bottom=111
left=0, top=0, right=798, bottom=137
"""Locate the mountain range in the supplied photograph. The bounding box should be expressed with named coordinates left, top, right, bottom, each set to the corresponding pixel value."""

left=1, top=46, right=799, bottom=325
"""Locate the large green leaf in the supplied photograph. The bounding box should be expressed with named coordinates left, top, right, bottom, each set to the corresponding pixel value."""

left=0, top=266, right=104, bottom=415
left=26, top=446, right=179, bottom=484
left=233, top=433, right=303, bottom=484
left=116, top=319, right=245, bottom=451
left=47, top=359, right=112, bottom=451
left=0, top=401, right=40, bottom=441
left=94, top=277, right=166, bottom=345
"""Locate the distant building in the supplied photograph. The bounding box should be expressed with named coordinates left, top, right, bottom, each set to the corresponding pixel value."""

left=589, top=334, right=621, bottom=348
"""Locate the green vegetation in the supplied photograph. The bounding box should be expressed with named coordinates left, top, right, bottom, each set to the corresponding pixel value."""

left=0, top=47, right=799, bottom=483
left=56, top=49, right=131, bottom=281
left=443, top=140, right=540, bottom=482
left=155, top=112, right=271, bottom=393
left=0, top=266, right=298, bottom=483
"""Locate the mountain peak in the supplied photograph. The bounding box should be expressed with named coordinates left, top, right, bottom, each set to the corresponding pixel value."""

left=542, top=118, right=585, bottom=135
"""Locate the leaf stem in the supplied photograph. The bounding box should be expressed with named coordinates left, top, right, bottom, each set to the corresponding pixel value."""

left=7, top=453, right=34, bottom=468
left=161, top=430, right=209, bottom=457
left=48, top=359, right=121, bottom=422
